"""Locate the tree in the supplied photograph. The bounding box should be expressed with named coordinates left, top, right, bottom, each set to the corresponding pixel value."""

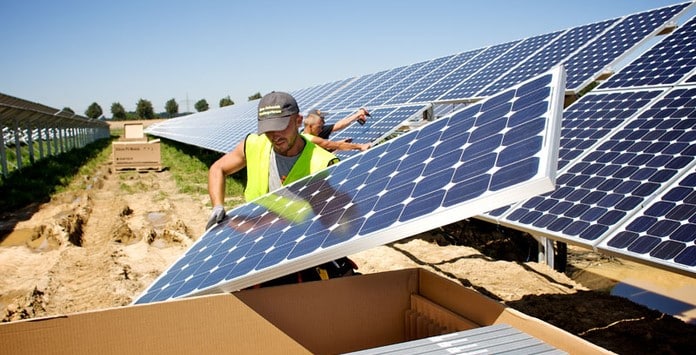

left=136, top=98, right=155, bottom=119
left=62, top=107, right=75, bottom=115
left=219, top=96, right=234, bottom=107
left=85, top=102, right=103, bottom=119
left=248, top=92, right=262, bottom=101
left=195, top=99, right=209, bottom=112
left=111, top=102, right=126, bottom=120
left=165, top=98, right=179, bottom=118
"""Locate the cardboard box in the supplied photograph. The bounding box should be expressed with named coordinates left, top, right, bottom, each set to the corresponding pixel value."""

left=122, top=123, right=146, bottom=141
left=0, top=268, right=611, bottom=354
left=0, top=291, right=310, bottom=354
left=112, top=140, right=161, bottom=171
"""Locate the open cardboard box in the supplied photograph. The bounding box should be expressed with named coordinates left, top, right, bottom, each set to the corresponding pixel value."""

left=0, top=268, right=611, bottom=354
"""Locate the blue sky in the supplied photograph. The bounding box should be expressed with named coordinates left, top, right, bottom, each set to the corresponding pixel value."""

left=0, top=0, right=691, bottom=115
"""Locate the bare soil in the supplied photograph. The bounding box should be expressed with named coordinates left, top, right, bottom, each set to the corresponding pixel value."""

left=1, top=161, right=695, bottom=354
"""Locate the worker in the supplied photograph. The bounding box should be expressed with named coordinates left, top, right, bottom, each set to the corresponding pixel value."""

left=303, top=108, right=370, bottom=139
left=301, top=108, right=372, bottom=152
left=206, top=91, right=357, bottom=286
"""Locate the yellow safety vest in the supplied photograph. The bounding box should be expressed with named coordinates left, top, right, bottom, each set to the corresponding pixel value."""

left=244, top=134, right=338, bottom=202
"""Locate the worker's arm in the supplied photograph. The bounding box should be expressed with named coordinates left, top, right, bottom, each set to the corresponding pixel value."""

left=208, top=140, right=246, bottom=207
left=331, top=108, right=369, bottom=132
left=307, top=134, right=371, bottom=152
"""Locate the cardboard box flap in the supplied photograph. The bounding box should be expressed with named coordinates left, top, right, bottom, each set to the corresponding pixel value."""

left=234, top=268, right=419, bottom=354
left=416, top=268, right=506, bottom=325
left=0, top=293, right=310, bottom=355
left=416, top=268, right=612, bottom=354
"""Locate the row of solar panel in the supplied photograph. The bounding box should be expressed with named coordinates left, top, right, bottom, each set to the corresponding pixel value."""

left=291, top=2, right=692, bottom=112
left=146, top=3, right=691, bottom=160
left=144, top=100, right=431, bottom=155
left=482, top=13, right=696, bottom=276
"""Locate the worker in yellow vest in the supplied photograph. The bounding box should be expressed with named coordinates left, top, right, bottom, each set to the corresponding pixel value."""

left=206, top=91, right=357, bottom=286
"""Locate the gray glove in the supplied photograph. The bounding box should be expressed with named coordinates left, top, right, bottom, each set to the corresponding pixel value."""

left=205, top=205, right=226, bottom=230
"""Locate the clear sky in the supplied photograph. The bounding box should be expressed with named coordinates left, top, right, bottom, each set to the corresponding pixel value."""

left=0, top=0, right=692, bottom=116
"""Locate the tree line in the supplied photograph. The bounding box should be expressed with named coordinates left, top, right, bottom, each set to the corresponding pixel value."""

left=79, top=92, right=263, bottom=120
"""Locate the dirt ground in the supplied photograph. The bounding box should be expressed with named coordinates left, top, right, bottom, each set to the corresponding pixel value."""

left=1, top=162, right=696, bottom=354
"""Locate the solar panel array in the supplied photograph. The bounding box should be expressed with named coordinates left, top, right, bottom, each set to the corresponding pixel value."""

left=145, top=101, right=258, bottom=153
left=134, top=66, right=566, bottom=304
left=0, top=92, right=110, bottom=177
left=146, top=3, right=690, bottom=157
left=482, top=13, right=696, bottom=276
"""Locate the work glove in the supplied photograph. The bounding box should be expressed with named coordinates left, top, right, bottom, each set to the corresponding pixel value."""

left=205, top=204, right=226, bottom=230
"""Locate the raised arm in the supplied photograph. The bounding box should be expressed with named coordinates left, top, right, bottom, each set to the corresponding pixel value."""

left=305, top=134, right=371, bottom=152
left=331, top=108, right=369, bottom=132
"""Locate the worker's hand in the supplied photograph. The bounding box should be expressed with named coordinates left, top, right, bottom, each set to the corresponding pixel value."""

left=356, top=108, right=369, bottom=125
left=205, top=204, right=226, bottom=230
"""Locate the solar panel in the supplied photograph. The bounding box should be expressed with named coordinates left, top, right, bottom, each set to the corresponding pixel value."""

left=345, top=324, right=564, bottom=355
left=439, top=31, right=563, bottom=101
left=145, top=101, right=258, bottom=153
left=318, top=70, right=393, bottom=110
left=495, top=86, right=696, bottom=249
left=564, top=2, right=693, bottom=92
left=365, top=55, right=455, bottom=107
left=324, top=66, right=411, bottom=111
left=597, top=13, right=696, bottom=90
left=293, top=77, right=354, bottom=110
left=598, top=167, right=696, bottom=275
left=556, top=89, right=665, bottom=171
left=411, top=40, right=520, bottom=103
left=341, top=61, right=431, bottom=109
left=384, top=49, right=484, bottom=105
left=134, top=66, right=566, bottom=304
left=478, top=18, right=618, bottom=97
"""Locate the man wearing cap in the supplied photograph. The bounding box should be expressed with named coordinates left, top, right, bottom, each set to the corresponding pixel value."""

left=205, top=91, right=356, bottom=285
left=207, top=91, right=338, bottom=226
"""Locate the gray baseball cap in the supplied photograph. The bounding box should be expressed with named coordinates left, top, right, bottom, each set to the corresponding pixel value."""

left=257, top=91, right=299, bottom=133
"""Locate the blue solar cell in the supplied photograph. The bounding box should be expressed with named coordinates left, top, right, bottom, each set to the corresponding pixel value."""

left=564, top=3, right=691, bottom=91
left=385, top=49, right=484, bottom=105
left=557, top=89, right=664, bottom=170
left=599, top=14, right=696, bottom=90
left=599, top=166, right=696, bottom=274
left=341, top=61, right=431, bottom=109
left=441, top=32, right=562, bottom=101
left=324, top=67, right=409, bottom=110
left=295, top=77, right=355, bottom=110
left=319, top=71, right=392, bottom=110
left=145, top=101, right=258, bottom=153
left=366, top=56, right=453, bottom=107
left=410, top=41, right=519, bottom=103
left=499, top=86, right=696, bottom=249
left=134, top=67, right=565, bottom=303
left=480, top=19, right=617, bottom=97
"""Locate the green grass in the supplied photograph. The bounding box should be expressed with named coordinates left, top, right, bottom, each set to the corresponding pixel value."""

left=0, top=136, right=115, bottom=213
left=0, top=134, right=246, bottom=214
left=159, top=138, right=245, bottom=206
